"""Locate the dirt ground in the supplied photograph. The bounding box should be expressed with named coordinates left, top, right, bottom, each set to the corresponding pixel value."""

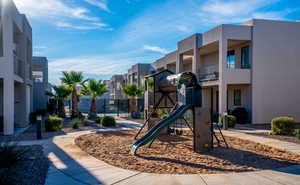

left=75, top=130, right=300, bottom=174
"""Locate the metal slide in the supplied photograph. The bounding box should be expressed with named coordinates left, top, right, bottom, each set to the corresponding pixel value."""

left=130, top=104, right=192, bottom=155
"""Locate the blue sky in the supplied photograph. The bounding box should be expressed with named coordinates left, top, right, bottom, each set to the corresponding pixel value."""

left=14, top=0, right=300, bottom=84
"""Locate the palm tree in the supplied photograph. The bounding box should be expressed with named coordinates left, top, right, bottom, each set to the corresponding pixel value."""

left=60, top=71, right=85, bottom=118
left=46, top=85, right=72, bottom=117
left=122, top=83, right=143, bottom=115
left=81, top=79, right=108, bottom=119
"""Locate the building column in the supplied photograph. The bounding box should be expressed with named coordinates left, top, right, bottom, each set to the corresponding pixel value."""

left=176, top=54, right=183, bottom=73
left=192, top=48, right=201, bottom=76
left=218, top=36, right=228, bottom=121
left=3, top=77, right=14, bottom=135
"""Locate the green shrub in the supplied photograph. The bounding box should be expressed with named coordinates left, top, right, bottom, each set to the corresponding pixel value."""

left=78, top=112, right=86, bottom=120
left=45, top=116, right=63, bottom=132
left=157, top=109, right=169, bottom=119
left=101, top=116, right=116, bottom=127
left=95, top=117, right=102, bottom=124
left=0, top=142, right=30, bottom=168
left=71, top=118, right=82, bottom=129
left=271, top=116, right=296, bottom=135
left=230, top=107, right=248, bottom=124
left=296, top=129, right=300, bottom=140
left=222, top=115, right=237, bottom=128
left=29, top=112, right=37, bottom=124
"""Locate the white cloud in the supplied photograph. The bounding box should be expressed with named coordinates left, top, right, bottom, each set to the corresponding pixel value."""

left=14, top=0, right=98, bottom=21
left=55, top=21, right=112, bottom=30
left=115, top=0, right=292, bottom=48
left=84, top=0, right=111, bottom=13
left=14, top=0, right=112, bottom=31
left=198, top=0, right=290, bottom=25
left=143, top=45, right=168, bottom=54
left=48, top=51, right=156, bottom=84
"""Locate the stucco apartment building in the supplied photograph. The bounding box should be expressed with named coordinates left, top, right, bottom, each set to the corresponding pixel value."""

left=110, top=74, right=127, bottom=100
left=127, top=63, right=155, bottom=88
left=32, top=56, right=49, bottom=112
left=0, top=0, right=33, bottom=135
left=154, top=19, right=300, bottom=124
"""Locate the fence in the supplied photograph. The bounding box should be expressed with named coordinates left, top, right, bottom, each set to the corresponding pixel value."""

left=77, top=98, right=144, bottom=116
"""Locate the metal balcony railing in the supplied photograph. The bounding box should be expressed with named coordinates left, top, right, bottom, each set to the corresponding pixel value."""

left=199, top=72, right=219, bottom=82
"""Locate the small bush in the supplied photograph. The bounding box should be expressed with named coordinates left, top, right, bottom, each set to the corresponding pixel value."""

left=230, top=107, right=248, bottom=124
left=222, top=115, right=237, bottom=128
left=296, top=129, right=300, bottom=139
left=78, top=112, right=86, bottom=120
left=71, top=118, right=82, bottom=129
left=45, top=116, right=63, bottom=132
left=271, top=116, right=296, bottom=135
left=95, top=117, right=102, bottom=124
left=101, top=116, right=116, bottom=127
left=29, top=112, right=37, bottom=124
left=0, top=142, right=30, bottom=168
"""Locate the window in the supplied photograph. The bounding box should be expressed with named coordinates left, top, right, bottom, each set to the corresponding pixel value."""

left=234, top=89, right=241, bottom=106
left=32, top=71, right=43, bottom=82
left=241, top=46, right=250, bottom=68
left=227, top=50, right=235, bottom=69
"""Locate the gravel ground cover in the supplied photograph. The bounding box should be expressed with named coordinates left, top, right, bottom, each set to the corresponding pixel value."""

left=75, top=130, right=300, bottom=174
left=248, top=132, right=300, bottom=144
left=0, top=145, right=49, bottom=185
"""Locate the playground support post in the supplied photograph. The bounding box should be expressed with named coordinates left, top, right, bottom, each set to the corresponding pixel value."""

left=193, top=107, right=212, bottom=152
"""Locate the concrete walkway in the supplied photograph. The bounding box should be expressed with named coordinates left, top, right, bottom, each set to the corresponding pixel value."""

left=222, top=130, right=300, bottom=155
left=15, top=118, right=300, bottom=185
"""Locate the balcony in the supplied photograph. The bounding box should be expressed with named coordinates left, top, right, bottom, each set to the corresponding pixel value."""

left=199, top=72, right=219, bottom=82
left=14, top=57, right=24, bottom=78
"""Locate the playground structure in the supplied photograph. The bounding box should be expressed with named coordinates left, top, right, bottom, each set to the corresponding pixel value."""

left=130, top=70, right=227, bottom=155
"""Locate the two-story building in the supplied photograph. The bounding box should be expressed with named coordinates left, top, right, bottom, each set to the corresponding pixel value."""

left=32, top=56, right=49, bottom=112
left=127, top=63, right=155, bottom=88
left=0, top=0, right=33, bottom=135
left=154, top=19, right=300, bottom=124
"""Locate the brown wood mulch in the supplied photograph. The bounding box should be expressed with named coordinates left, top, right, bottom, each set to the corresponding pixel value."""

left=75, top=130, right=300, bottom=174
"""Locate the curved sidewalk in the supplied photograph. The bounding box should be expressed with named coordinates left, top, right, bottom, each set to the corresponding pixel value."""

left=21, top=118, right=300, bottom=185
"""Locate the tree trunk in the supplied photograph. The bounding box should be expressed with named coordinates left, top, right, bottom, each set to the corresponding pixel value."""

left=72, top=88, right=78, bottom=117
left=58, top=100, right=65, bottom=118
left=89, top=98, right=97, bottom=119
left=130, top=98, right=137, bottom=118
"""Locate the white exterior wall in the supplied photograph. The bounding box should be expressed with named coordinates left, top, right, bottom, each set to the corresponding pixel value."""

left=0, top=0, right=32, bottom=135
left=251, top=19, right=300, bottom=123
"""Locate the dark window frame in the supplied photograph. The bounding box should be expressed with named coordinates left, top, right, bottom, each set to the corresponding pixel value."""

left=241, top=45, right=250, bottom=69
left=234, top=89, right=241, bottom=106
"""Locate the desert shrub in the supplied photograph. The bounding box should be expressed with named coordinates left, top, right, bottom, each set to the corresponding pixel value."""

left=45, top=116, right=63, bottom=132
left=0, top=116, right=3, bottom=132
left=157, top=109, right=169, bottom=120
left=71, top=118, right=82, bottom=129
left=230, top=107, right=248, bottom=124
left=271, top=116, right=296, bottom=135
left=0, top=142, right=30, bottom=168
left=296, top=129, right=300, bottom=139
left=78, top=112, right=86, bottom=120
left=222, top=115, right=237, bottom=128
left=101, top=116, right=116, bottom=127
left=29, top=112, right=37, bottom=124
left=95, top=117, right=102, bottom=124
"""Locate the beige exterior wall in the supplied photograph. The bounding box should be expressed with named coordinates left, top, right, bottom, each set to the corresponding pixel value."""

left=152, top=19, right=300, bottom=124
left=251, top=19, right=300, bottom=123
left=0, top=0, right=32, bottom=135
